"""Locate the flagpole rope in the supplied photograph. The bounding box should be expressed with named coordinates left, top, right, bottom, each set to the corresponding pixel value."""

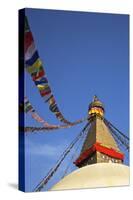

left=104, top=118, right=129, bottom=151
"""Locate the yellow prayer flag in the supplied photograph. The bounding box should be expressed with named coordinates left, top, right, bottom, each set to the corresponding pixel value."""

left=26, top=58, right=42, bottom=74
left=37, top=84, right=49, bottom=91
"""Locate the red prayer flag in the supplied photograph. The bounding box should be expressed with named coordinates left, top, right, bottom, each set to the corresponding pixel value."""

left=24, top=31, right=34, bottom=53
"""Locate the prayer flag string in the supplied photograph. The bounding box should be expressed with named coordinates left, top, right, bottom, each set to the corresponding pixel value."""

left=23, top=97, right=87, bottom=132
left=25, top=16, right=82, bottom=125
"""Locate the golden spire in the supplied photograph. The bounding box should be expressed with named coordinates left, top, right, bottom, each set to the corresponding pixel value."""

left=88, top=95, right=104, bottom=117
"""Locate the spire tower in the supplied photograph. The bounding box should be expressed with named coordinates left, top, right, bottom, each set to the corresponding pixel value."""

left=74, top=96, right=124, bottom=167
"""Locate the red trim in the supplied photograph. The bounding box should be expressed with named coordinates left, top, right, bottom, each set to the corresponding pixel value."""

left=95, top=143, right=124, bottom=160
left=74, top=142, right=124, bottom=166
left=74, top=146, right=95, bottom=166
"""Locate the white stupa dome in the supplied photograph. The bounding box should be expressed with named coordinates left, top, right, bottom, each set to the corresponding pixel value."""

left=51, top=163, right=129, bottom=191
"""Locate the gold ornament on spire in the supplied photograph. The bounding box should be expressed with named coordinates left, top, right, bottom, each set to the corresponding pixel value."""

left=88, top=96, right=104, bottom=117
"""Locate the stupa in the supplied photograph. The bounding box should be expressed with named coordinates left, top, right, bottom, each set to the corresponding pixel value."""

left=51, top=96, right=129, bottom=190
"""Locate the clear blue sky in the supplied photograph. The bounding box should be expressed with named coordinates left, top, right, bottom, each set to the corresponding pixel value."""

left=24, top=8, right=129, bottom=192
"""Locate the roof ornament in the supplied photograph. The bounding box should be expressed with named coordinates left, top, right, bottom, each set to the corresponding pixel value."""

left=93, top=95, right=98, bottom=102
left=88, top=95, right=104, bottom=117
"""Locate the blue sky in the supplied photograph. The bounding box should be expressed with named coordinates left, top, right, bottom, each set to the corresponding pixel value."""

left=24, top=9, right=129, bottom=192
